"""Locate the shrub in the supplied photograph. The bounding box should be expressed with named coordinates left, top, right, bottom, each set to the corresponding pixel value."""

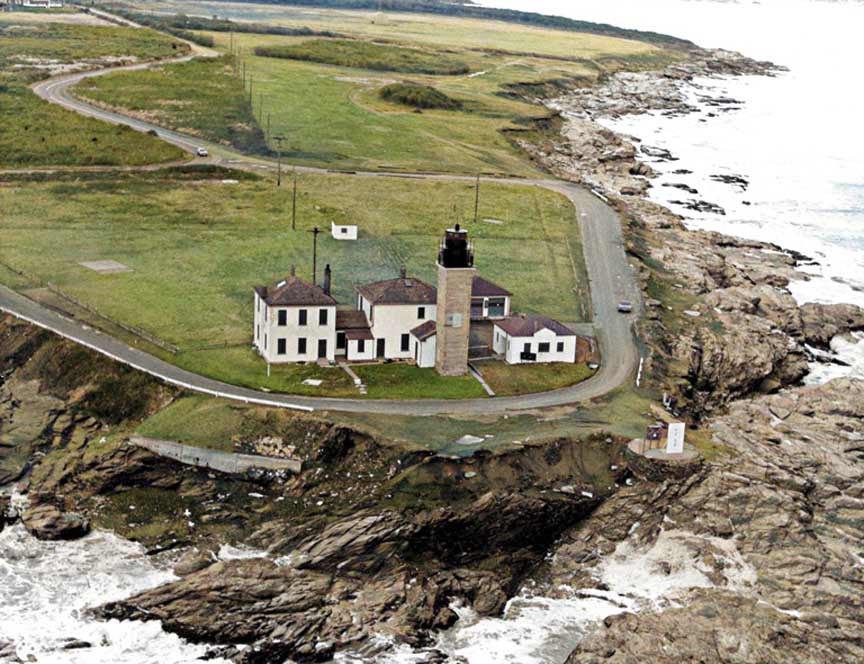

left=379, top=82, right=463, bottom=110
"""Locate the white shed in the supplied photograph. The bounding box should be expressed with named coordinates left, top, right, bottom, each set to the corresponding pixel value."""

left=493, top=315, right=577, bottom=365
left=331, top=222, right=358, bottom=240
left=410, top=320, right=437, bottom=368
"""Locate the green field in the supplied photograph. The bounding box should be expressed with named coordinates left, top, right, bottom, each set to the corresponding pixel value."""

left=476, top=360, right=595, bottom=397
left=0, top=19, right=189, bottom=167
left=73, top=5, right=684, bottom=174
left=254, top=38, right=470, bottom=75
left=0, top=168, right=587, bottom=396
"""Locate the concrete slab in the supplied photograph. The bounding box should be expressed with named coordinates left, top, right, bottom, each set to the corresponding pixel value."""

left=79, top=260, right=132, bottom=274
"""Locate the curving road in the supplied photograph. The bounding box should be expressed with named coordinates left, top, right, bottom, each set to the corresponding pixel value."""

left=2, top=50, right=643, bottom=416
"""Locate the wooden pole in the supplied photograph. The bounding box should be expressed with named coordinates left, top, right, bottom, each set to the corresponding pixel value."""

left=473, top=173, right=481, bottom=223
left=292, top=169, right=298, bottom=230
left=311, top=226, right=321, bottom=286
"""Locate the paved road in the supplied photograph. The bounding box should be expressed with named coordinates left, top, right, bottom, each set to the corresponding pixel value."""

left=6, top=53, right=643, bottom=417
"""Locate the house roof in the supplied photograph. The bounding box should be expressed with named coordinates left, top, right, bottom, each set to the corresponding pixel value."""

left=472, top=276, right=512, bottom=298
left=356, top=275, right=437, bottom=305
left=345, top=328, right=375, bottom=341
left=410, top=320, right=437, bottom=341
left=495, top=315, right=575, bottom=338
left=257, top=276, right=336, bottom=307
left=335, top=309, right=370, bottom=330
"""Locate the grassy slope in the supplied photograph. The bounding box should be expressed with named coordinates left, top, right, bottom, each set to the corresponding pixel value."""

left=476, top=360, right=594, bottom=397
left=0, top=170, right=584, bottom=397
left=0, top=20, right=187, bottom=167
left=73, top=8, right=683, bottom=173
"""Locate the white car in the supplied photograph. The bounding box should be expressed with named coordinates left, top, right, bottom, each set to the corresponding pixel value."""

left=617, top=300, right=633, bottom=313
left=196, top=147, right=209, bottom=157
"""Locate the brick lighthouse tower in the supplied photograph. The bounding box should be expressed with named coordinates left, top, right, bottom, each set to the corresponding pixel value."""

left=435, top=224, right=475, bottom=376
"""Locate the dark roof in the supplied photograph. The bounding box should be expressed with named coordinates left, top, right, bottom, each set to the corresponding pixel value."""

left=472, top=276, right=512, bottom=298
left=335, top=309, right=370, bottom=330
left=495, top=315, right=575, bottom=338
left=345, top=328, right=374, bottom=341
left=410, top=320, right=437, bottom=341
left=257, top=276, right=336, bottom=307
left=356, top=276, right=437, bottom=305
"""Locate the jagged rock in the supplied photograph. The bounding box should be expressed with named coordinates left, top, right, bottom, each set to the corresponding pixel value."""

left=174, top=547, right=216, bottom=576
left=0, top=640, right=22, bottom=663
left=22, top=503, right=90, bottom=541
left=799, top=302, right=864, bottom=347
left=547, top=379, right=864, bottom=664
left=0, top=494, right=15, bottom=533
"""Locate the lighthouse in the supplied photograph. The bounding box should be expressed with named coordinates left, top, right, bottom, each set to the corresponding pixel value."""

left=435, top=224, right=476, bottom=376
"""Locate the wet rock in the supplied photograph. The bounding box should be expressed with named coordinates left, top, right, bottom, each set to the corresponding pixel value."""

left=710, top=173, right=749, bottom=190
left=662, top=182, right=699, bottom=194
left=174, top=547, right=216, bottom=576
left=0, top=640, right=22, bottom=663
left=22, top=503, right=90, bottom=541
left=799, top=302, right=864, bottom=347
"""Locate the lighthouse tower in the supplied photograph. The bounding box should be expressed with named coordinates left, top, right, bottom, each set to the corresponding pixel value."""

left=435, top=224, right=476, bottom=376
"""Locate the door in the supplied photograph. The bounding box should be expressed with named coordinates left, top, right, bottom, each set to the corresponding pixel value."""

left=376, top=338, right=386, bottom=359
left=317, top=339, right=327, bottom=359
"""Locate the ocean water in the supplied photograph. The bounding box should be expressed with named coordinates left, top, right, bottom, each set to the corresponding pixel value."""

left=479, top=0, right=864, bottom=381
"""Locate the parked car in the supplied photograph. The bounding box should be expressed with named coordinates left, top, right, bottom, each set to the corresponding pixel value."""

left=617, top=300, right=633, bottom=313
left=196, top=147, right=209, bottom=157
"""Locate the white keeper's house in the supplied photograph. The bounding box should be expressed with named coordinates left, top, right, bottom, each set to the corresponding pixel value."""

left=493, top=315, right=578, bottom=364
left=253, top=225, right=584, bottom=371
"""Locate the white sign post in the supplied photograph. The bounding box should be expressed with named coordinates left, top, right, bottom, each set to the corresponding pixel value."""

left=666, top=422, right=686, bottom=455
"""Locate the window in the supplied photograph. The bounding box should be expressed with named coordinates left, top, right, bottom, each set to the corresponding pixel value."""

left=264, top=334, right=268, bottom=350
left=337, top=332, right=346, bottom=350
left=255, top=325, right=259, bottom=340
left=539, top=342, right=551, bottom=353
left=298, top=309, right=308, bottom=326
left=341, top=227, right=347, bottom=234
left=418, top=306, right=426, bottom=319
left=298, top=337, right=307, bottom=354
left=557, top=341, right=565, bottom=353
left=319, top=308, right=328, bottom=325
left=277, top=310, right=287, bottom=326
left=277, top=339, right=286, bottom=355
left=523, top=343, right=531, bottom=353
left=401, top=333, right=410, bottom=352
left=358, top=339, right=366, bottom=353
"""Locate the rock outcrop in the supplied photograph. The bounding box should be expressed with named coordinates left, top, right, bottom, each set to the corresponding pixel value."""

left=544, top=379, right=864, bottom=663
left=22, top=503, right=90, bottom=541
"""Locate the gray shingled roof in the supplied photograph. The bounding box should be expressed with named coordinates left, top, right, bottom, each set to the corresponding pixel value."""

left=258, top=276, right=336, bottom=307
left=495, top=315, right=575, bottom=338
left=356, top=276, right=437, bottom=305
left=471, top=276, right=512, bottom=298
left=410, top=320, right=437, bottom=341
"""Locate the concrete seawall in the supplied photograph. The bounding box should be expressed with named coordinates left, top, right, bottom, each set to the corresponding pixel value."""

left=130, top=436, right=302, bottom=475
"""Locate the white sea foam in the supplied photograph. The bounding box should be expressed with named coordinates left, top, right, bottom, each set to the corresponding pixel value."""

left=0, top=523, right=229, bottom=663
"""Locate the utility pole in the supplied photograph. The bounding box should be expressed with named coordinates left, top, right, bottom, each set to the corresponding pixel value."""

left=292, top=168, right=298, bottom=230
left=259, top=92, right=263, bottom=116
left=273, top=135, right=284, bottom=187
left=248, top=76, right=254, bottom=104
left=266, top=113, right=271, bottom=142
left=309, top=226, right=321, bottom=285
left=473, top=173, right=481, bottom=223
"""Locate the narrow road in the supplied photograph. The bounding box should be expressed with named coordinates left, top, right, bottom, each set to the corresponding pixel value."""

left=3, top=51, right=643, bottom=417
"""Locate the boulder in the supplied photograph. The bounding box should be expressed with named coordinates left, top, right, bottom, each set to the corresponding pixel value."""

left=799, top=302, right=864, bottom=347
left=22, top=503, right=90, bottom=541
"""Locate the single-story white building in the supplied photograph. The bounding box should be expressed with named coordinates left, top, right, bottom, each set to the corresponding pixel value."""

left=493, top=315, right=577, bottom=364
left=471, top=276, right=511, bottom=320
left=331, top=222, right=358, bottom=241
left=356, top=268, right=437, bottom=361
left=335, top=309, right=375, bottom=362
left=12, top=0, right=64, bottom=7
left=410, top=320, right=437, bottom=368
left=253, top=270, right=338, bottom=363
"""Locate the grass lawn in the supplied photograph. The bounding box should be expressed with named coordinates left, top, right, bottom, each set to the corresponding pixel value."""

left=353, top=363, right=486, bottom=399
left=72, top=56, right=268, bottom=154
left=476, top=360, right=595, bottom=397
left=254, top=38, right=470, bottom=75
left=0, top=168, right=588, bottom=396
left=72, top=7, right=683, bottom=174
left=136, top=394, right=245, bottom=451
left=0, top=20, right=188, bottom=167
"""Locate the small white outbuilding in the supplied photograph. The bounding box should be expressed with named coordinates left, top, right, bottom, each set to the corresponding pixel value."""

left=331, top=222, right=358, bottom=240
left=493, top=315, right=577, bottom=365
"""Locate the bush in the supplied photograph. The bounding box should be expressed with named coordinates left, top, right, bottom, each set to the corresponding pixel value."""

left=379, top=82, right=463, bottom=110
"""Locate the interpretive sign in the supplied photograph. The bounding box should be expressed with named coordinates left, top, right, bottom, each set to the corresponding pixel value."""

left=666, top=422, right=686, bottom=454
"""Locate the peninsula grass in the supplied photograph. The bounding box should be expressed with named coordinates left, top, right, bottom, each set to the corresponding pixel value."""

left=476, top=361, right=595, bottom=397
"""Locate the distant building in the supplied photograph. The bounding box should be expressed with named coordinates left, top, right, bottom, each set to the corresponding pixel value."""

left=12, top=0, right=64, bottom=8
left=331, top=222, right=357, bottom=241
left=493, top=315, right=578, bottom=364
left=356, top=268, right=437, bottom=361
